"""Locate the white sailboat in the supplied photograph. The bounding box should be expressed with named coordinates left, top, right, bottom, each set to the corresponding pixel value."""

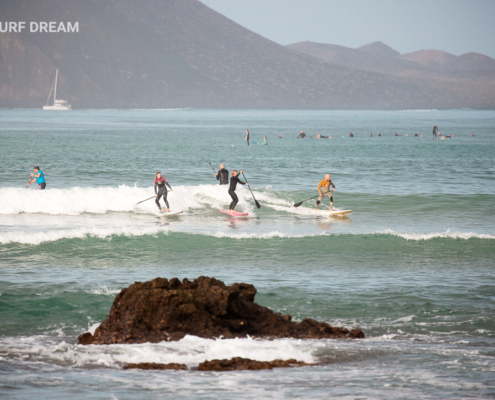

left=43, top=69, right=72, bottom=110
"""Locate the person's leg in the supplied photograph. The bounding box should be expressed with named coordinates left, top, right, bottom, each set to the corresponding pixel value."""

left=162, top=190, right=170, bottom=211
left=313, top=194, right=324, bottom=210
left=155, top=194, right=162, bottom=210
left=229, top=190, right=238, bottom=210
left=329, top=195, right=334, bottom=211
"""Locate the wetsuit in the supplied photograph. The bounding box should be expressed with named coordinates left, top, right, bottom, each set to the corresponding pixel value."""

left=297, top=133, right=307, bottom=138
left=216, top=168, right=229, bottom=185
left=245, top=132, right=250, bottom=146
left=433, top=126, right=439, bottom=139
left=316, top=179, right=336, bottom=207
left=154, top=177, right=172, bottom=209
left=35, top=170, right=46, bottom=190
left=228, top=175, right=246, bottom=210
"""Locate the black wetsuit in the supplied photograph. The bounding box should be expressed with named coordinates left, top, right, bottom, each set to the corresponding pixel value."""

left=297, top=133, right=307, bottom=138
left=433, top=126, right=439, bottom=138
left=216, top=168, right=229, bottom=185
left=154, top=177, right=172, bottom=209
left=228, top=175, right=246, bottom=210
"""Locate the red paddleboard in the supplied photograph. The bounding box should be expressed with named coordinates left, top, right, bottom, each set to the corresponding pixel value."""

left=220, top=210, right=249, bottom=216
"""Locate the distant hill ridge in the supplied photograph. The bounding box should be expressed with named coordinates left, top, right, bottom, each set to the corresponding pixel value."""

left=287, top=41, right=495, bottom=80
left=0, top=0, right=494, bottom=109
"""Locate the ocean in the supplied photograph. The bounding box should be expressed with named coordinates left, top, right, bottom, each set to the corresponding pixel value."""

left=0, top=108, right=494, bottom=399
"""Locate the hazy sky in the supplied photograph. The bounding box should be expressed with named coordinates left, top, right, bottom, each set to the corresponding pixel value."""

left=200, top=0, right=495, bottom=58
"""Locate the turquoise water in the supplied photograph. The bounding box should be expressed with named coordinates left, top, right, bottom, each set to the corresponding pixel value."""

left=1, top=109, right=494, bottom=399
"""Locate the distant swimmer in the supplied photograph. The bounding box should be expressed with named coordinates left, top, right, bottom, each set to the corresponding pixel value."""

left=414, top=133, right=419, bottom=136
left=433, top=124, right=439, bottom=139
left=279, top=135, right=283, bottom=139
left=154, top=172, right=173, bottom=212
left=313, top=174, right=336, bottom=211
left=349, top=132, right=354, bottom=137
left=394, top=132, right=401, bottom=136
left=297, top=131, right=307, bottom=138
left=26, top=166, right=46, bottom=190
left=244, top=129, right=250, bottom=146
left=262, top=136, right=268, bottom=145
left=228, top=170, right=247, bottom=211
left=215, top=163, right=229, bottom=185
left=316, top=133, right=329, bottom=138
left=370, top=133, right=373, bottom=137
left=471, top=134, right=475, bottom=136
left=404, top=134, right=409, bottom=137
left=378, top=132, right=381, bottom=137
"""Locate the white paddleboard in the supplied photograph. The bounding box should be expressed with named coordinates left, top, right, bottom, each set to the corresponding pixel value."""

left=160, top=210, right=183, bottom=216
left=296, top=208, right=352, bottom=217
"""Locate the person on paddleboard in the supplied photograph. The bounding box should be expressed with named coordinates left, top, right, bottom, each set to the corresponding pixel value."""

left=244, top=129, right=250, bottom=146
left=229, top=170, right=248, bottom=211
left=154, top=172, right=173, bottom=212
left=27, top=166, right=46, bottom=190
left=433, top=124, right=439, bottom=139
left=313, top=174, right=336, bottom=211
left=215, top=164, right=229, bottom=185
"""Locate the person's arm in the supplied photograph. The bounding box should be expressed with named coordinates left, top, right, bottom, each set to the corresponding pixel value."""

left=216, top=172, right=220, bottom=180
left=154, top=181, right=158, bottom=195
left=164, top=179, right=172, bottom=191
left=318, top=181, right=323, bottom=195
left=331, top=181, right=336, bottom=190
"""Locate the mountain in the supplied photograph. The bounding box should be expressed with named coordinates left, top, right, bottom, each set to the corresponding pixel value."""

left=0, top=0, right=494, bottom=109
left=356, top=41, right=400, bottom=58
left=288, top=40, right=495, bottom=82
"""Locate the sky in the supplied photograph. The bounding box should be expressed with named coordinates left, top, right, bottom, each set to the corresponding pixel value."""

left=200, top=0, right=495, bottom=58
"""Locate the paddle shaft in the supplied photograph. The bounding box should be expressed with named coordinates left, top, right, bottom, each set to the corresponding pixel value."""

left=241, top=172, right=261, bottom=209
left=209, top=162, right=217, bottom=174
left=136, top=196, right=156, bottom=205
left=293, top=194, right=320, bottom=208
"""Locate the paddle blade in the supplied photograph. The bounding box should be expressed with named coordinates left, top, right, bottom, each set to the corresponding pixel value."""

left=293, top=202, right=303, bottom=208
left=255, top=200, right=261, bottom=209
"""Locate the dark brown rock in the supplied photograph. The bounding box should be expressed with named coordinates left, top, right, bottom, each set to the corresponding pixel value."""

left=124, top=362, right=187, bottom=371
left=77, top=276, right=365, bottom=345
left=197, top=357, right=310, bottom=371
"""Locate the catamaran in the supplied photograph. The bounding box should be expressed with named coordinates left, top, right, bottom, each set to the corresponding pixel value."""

left=43, top=69, right=72, bottom=110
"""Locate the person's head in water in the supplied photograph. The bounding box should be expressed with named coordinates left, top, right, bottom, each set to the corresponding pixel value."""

left=325, top=174, right=331, bottom=181
left=232, top=170, right=238, bottom=177
left=220, top=163, right=225, bottom=169
left=155, top=172, right=161, bottom=179
left=279, top=135, right=283, bottom=138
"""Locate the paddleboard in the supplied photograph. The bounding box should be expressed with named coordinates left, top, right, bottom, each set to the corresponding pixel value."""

left=160, top=210, right=183, bottom=216
left=220, top=209, right=249, bottom=216
left=321, top=210, right=352, bottom=216
left=296, top=208, right=352, bottom=217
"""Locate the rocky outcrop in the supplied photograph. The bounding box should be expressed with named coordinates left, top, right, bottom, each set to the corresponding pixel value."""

left=78, top=276, right=364, bottom=345
left=124, top=362, right=188, bottom=370
left=197, top=357, right=310, bottom=371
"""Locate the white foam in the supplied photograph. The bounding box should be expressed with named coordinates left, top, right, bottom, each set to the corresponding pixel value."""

left=379, top=229, right=495, bottom=240
left=0, top=184, right=259, bottom=216
left=0, top=335, right=316, bottom=369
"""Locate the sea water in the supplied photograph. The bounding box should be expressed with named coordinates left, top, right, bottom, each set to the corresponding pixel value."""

left=0, top=109, right=494, bottom=399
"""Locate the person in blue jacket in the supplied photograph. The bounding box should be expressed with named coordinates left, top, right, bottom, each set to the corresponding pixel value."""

left=27, top=166, right=46, bottom=190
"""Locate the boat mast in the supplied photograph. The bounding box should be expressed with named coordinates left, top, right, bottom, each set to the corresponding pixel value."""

left=54, top=69, right=58, bottom=103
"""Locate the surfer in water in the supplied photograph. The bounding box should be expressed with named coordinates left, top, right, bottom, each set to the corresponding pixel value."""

left=27, top=166, right=46, bottom=190
left=154, top=172, right=173, bottom=212
left=433, top=124, right=439, bottom=139
left=262, top=136, right=268, bottom=145
left=244, top=129, right=250, bottom=146
left=313, top=174, right=336, bottom=211
left=297, top=131, right=307, bottom=138
left=229, top=170, right=248, bottom=211
left=215, top=163, right=229, bottom=185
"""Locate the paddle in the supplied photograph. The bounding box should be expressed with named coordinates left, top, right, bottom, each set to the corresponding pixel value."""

left=293, top=195, right=320, bottom=208
left=241, top=172, right=260, bottom=209
left=136, top=196, right=155, bottom=205
left=209, top=162, right=216, bottom=174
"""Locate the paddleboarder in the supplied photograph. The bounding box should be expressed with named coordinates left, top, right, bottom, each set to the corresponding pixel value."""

left=215, top=163, right=229, bottom=185
left=433, top=124, right=439, bottom=139
left=244, top=129, right=250, bottom=146
left=313, top=174, right=336, bottom=211
left=26, top=166, right=46, bottom=190
left=229, top=170, right=248, bottom=211
left=154, top=172, right=173, bottom=212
